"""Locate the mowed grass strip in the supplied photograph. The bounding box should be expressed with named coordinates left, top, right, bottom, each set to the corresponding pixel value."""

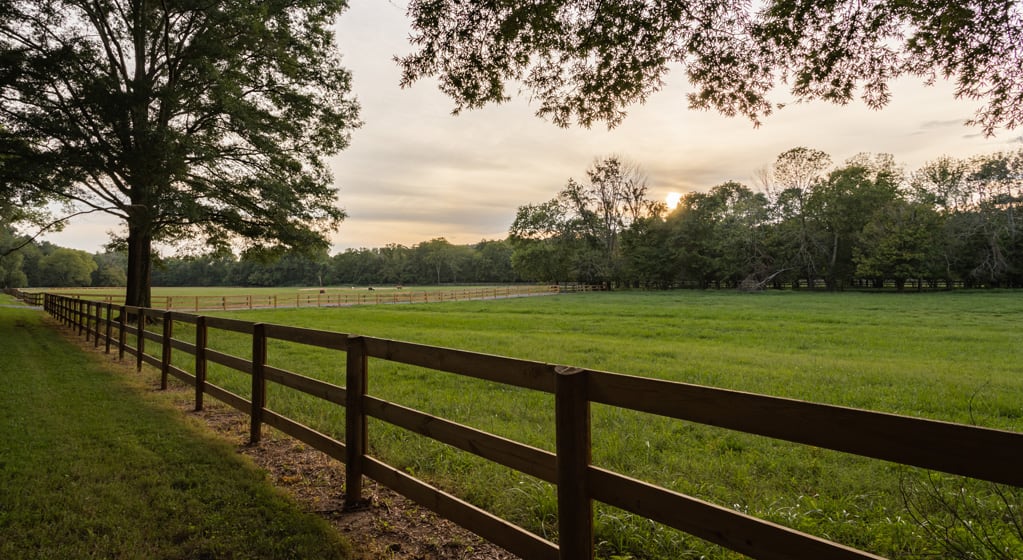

left=0, top=296, right=350, bottom=560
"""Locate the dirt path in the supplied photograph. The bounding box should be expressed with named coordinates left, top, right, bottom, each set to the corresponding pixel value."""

left=185, top=400, right=522, bottom=560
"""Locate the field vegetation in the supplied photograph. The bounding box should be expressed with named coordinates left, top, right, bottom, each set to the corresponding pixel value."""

left=151, top=290, right=1023, bottom=558
left=36, top=284, right=520, bottom=297
left=0, top=295, right=351, bottom=560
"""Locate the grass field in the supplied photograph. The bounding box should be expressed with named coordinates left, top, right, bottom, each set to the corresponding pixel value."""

left=36, top=284, right=532, bottom=297
left=155, top=289, right=1022, bottom=559
left=103, top=290, right=1023, bottom=557
left=0, top=295, right=351, bottom=560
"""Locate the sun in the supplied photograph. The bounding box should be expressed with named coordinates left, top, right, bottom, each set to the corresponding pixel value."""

left=665, top=191, right=682, bottom=210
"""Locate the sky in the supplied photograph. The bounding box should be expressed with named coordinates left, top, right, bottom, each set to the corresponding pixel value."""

left=43, top=0, right=1022, bottom=254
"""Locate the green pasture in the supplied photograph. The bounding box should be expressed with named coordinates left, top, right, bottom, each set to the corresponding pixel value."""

left=34, top=284, right=517, bottom=297
left=0, top=295, right=351, bottom=560
left=151, top=291, right=1022, bottom=558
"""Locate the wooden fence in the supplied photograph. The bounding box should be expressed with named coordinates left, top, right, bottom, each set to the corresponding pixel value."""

left=38, top=292, right=1023, bottom=560
left=19, top=284, right=593, bottom=312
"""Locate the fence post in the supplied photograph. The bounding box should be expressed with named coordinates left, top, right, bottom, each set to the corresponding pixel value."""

left=93, top=302, right=101, bottom=348
left=117, top=307, right=127, bottom=361
left=345, top=335, right=368, bottom=510
left=555, top=366, right=593, bottom=560
left=250, top=323, right=267, bottom=444
left=136, top=309, right=145, bottom=372
left=84, top=301, right=92, bottom=342
left=77, top=299, right=85, bottom=336
left=104, top=303, right=113, bottom=353
left=160, top=311, right=173, bottom=390
left=195, top=316, right=207, bottom=411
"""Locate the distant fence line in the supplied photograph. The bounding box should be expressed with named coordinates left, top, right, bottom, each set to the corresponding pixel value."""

left=12, top=284, right=603, bottom=311
left=15, top=290, right=1023, bottom=560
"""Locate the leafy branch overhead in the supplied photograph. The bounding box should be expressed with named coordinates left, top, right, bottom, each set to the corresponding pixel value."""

left=399, top=0, right=1023, bottom=133
left=0, top=0, right=360, bottom=307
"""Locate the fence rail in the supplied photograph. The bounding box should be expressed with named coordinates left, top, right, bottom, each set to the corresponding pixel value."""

left=31, top=292, right=1023, bottom=560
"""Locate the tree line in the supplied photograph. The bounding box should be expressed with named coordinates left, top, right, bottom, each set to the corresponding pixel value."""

left=0, top=234, right=126, bottom=289
left=151, top=238, right=518, bottom=287
left=510, top=150, right=1023, bottom=290
left=4, top=147, right=1020, bottom=292
left=0, top=233, right=519, bottom=289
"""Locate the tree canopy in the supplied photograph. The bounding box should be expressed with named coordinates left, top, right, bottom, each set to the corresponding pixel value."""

left=0, top=0, right=359, bottom=306
left=509, top=148, right=1023, bottom=290
left=399, top=1, right=1023, bottom=133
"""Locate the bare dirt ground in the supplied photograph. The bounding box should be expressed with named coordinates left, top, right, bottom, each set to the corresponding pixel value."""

left=60, top=321, right=521, bottom=560
left=185, top=400, right=521, bottom=560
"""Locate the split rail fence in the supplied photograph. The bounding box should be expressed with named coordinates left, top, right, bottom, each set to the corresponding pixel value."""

left=36, top=292, right=1023, bottom=560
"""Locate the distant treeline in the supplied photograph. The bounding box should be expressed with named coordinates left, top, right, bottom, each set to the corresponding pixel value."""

left=151, top=238, right=519, bottom=287
left=0, top=235, right=519, bottom=288
left=510, top=150, right=1023, bottom=290
left=0, top=238, right=126, bottom=289
left=4, top=147, right=1021, bottom=291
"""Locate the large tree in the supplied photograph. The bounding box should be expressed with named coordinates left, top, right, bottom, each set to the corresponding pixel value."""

left=767, top=147, right=832, bottom=288
left=399, top=1, right=1022, bottom=133
left=0, top=0, right=359, bottom=307
left=805, top=154, right=902, bottom=289
left=509, top=156, right=660, bottom=284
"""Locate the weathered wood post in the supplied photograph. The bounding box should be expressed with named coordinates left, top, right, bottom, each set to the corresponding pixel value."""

left=93, top=302, right=101, bottom=348
left=104, top=303, right=113, bottom=353
left=135, top=308, right=145, bottom=372
left=194, top=315, right=208, bottom=411
left=555, top=366, right=593, bottom=560
left=117, top=307, right=127, bottom=361
left=84, top=300, right=92, bottom=342
left=345, top=335, right=368, bottom=510
left=160, top=311, right=173, bottom=390
left=250, top=323, right=267, bottom=444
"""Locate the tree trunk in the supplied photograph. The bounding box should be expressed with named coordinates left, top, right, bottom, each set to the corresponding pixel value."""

left=125, top=218, right=153, bottom=309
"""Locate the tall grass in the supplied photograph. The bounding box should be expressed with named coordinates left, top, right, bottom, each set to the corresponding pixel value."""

left=156, top=290, right=1022, bottom=559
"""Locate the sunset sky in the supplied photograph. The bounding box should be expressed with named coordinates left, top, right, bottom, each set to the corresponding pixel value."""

left=44, top=0, right=1021, bottom=254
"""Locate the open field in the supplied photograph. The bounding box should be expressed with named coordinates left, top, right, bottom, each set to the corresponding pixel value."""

left=42, top=289, right=1023, bottom=558
left=0, top=296, right=351, bottom=560
left=139, top=289, right=1018, bottom=559
left=31, top=284, right=563, bottom=311
left=32, top=284, right=553, bottom=297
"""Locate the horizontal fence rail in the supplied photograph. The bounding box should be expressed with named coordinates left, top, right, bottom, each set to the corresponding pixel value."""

left=38, top=292, right=1023, bottom=560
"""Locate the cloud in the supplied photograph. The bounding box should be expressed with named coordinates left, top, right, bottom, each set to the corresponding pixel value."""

left=47, top=0, right=1022, bottom=255
left=920, top=118, right=968, bottom=129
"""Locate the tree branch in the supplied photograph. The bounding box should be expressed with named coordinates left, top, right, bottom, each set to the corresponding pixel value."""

left=1, top=207, right=118, bottom=257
